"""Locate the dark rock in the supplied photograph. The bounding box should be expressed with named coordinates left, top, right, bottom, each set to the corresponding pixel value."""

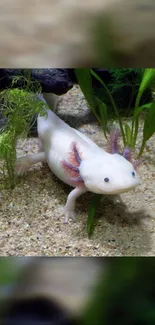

left=31, top=69, right=73, bottom=94
left=1, top=69, right=74, bottom=95
left=2, top=297, right=76, bottom=325
left=67, top=68, right=112, bottom=87
left=0, top=68, right=75, bottom=136
left=0, top=68, right=113, bottom=137
left=0, top=68, right=112, bottom=95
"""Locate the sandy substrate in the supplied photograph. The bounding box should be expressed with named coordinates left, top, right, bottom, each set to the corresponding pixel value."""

left=0, top=86, right=155, bottom=256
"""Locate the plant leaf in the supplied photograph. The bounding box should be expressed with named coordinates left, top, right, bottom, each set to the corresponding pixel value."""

left=133, top=102, right=153, bottom=120
left=135, top=69, right=155, bottom=108
left=90, top=69, right=126, bottom=145
left=95, top=97, right=108, bottom=136
left=87, top=194, right=102, bottom=237
left=75, top=69, right=96, bottom=113
left=143, top=102, right=155, bottom=141
left=125, top=123, right=132, bottom=146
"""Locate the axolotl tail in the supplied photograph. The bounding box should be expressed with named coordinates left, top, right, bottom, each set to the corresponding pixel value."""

left=37, top=93, right=100, bottom=153
left=37, top=94, right=70, bottom=148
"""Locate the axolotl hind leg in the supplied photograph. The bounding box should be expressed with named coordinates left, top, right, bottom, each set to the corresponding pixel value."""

left=38, top=139, right=44, bottom=153
left=15, top=152, right=46, bottom=176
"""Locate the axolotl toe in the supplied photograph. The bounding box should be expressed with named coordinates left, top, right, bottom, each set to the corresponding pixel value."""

left=16, top=94, right=140, bottom=223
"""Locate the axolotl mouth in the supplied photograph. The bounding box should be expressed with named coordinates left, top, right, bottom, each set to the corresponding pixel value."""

left=85, top=175, right=141, bottom=195
left=85, top=179, right=140, bottom=195
left=107, top=181, right=140, bottom=195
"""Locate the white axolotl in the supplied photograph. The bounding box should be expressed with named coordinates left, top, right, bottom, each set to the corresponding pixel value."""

left=16, top=94, right=141, bottom=223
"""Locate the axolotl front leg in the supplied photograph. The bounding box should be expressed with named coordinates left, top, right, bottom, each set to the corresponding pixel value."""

left=63, top=186, right=87, bottom=223
left=15, top=148, right=87, bottom=223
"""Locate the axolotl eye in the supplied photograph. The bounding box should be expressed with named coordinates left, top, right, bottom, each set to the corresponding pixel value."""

left=132, top=171, right=135, bottom=177
left=104, top=177, right=110, bottom=182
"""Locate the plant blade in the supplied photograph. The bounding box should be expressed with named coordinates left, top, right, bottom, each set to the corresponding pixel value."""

left=132, top=68, right=155, bottom=147
left=75, top=69, right=96, bottom=112
left=143, top=102, right=155, bottom=141
left=87, top=194, right=102, bottom=237
left=135, top=69, right=155, bottom=108
left=138, top=102, right=155, bottom=157
left=133, top=103, right=153, bottom=120
left=95, top=97, right=108, bottom=137
left=124, top=123, right=132, bottom=147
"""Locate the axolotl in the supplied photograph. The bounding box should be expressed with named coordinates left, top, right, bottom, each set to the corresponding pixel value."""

left=16, top=94, right=140, bottom=223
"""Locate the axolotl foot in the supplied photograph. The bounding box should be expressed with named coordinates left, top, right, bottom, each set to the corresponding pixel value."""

left=56, top=208, right=76, bottom=224
left=15, top=152, right=46, bottom=176
left=15, top=156, right=31, bottom=176
left=63, top=187, right=87, bottom=223
left=64, top=209, right=77, bottom=224
left=56, top=187, right=87, bottom=224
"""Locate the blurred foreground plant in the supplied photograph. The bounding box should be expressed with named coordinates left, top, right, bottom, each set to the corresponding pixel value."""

left=82, top=258, right=155, bottom=325
left=1, top=258, right=155, bottom=325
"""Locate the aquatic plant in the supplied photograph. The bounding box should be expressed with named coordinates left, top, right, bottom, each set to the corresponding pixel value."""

left=1, top=258, right=155, bottom=325
left=75, top=68, right=155, bottom=158
left=75, top=68, right=155, bottom=236
left=0, top=71, right=46, bottom=189
left=92, top=68, right=152, bottom=117
left=82, top=258, right=155, bottom=325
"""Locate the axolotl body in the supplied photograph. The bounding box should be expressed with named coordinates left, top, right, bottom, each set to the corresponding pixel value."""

left=16, top=95, right=140, bottom=223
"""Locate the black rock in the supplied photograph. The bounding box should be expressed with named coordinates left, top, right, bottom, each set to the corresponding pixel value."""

left=31, top=69, right=73, bottom=94
left=0, top=68, right=75, bottom=135
left=0, top=68, right=112, bottom=95
left=1, top=69, right=74, bottom=95
left=2, top=297, right=77, bottom=325
left=0, top=68, right=113, bottom=136
left=67, top=68, right=112, bottom=87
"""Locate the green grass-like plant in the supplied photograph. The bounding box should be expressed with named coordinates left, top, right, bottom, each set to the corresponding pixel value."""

left=0, top=72, right=46, bottom=189
left=75, top=68, right=155, bottom=236
left=82, top=258, right=155, bottom=325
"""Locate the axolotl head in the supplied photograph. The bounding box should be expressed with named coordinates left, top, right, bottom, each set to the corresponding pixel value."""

left=79, top=152, right=140, bottom=195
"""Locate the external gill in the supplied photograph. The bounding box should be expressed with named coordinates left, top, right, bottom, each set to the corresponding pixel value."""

left=123, top=146, right=144, bottom=170
left=123, top=147, right=132, bottom=162
left=61, top=142, right=84, bottom=185
left=72, top=142, right=82, bottom=165
left=107, top=128, right=144, bottom=170
left=107, top=128, right=121, bottom=154
left=133, top=158, right=145, bottom=170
